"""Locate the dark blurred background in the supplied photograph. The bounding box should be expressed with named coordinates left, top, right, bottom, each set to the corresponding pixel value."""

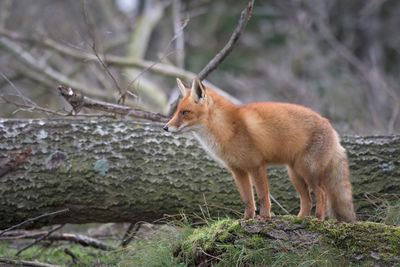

left=1, top=0, right=399, bottom=134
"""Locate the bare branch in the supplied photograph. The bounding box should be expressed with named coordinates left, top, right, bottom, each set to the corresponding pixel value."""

left=270, top=195, right=290, bottom=215
left=166, top=0, right=254, bottom=116
left=0, top=71, right=37, bottom=106
left=0, top=28, right=241, bottom=104
left=0, top=36, right=109, bottom=99
left=0, top=31, right=189, bottom=84
left=64, top=248, right=78, bottom=264
left=16, top=224, right=65, bottom=256
left=2, top=95, right=115, bottom=118
left=0, top=71, right=65, bottom=117
left=0, top=209, right=68, bottom=237
left=1, top=96, right=66, bottom=116
left=1, top=230, right=117, bottom=251
left=303, top=4, right=400, bottom=133
left=120, top=222, right=144, bottom=248
left=80, top=0, right=126, bottom=98
left=197, top=0, right=255, bottom=80
left=58, top=85, right=169, bottom=122
left=55, top=233, right=117, bottom=250
left=122, top=0, right=168, bottom=109
left=0, top=258, right=62, bottom=267
left=123, top=18, right=189, bottom=104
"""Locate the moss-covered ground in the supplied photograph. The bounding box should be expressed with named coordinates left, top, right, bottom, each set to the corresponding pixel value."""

left=175, top=216, right=400, bottom=266
left=1, top=215, right=399, bottom=266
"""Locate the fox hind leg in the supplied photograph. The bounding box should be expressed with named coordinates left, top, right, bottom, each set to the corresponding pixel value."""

left=293, top=161, right=328, bottom=221
left=287, top=166, right=312, bottom=217
left=309, top=183, right=327, bottom=220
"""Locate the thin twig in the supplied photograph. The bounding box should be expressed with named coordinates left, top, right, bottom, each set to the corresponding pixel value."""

left=0, top=258, right=62, bottom=267
left=0, top=209, right=69, bottom=237
left=0, top=28, right=194, bottom=81
left=122, top=49, right=177, bottom=104
left=0, top=36, right=109, bottom=99
left=205, top=204, right=242, bottom=217
left=1, top=230, right=117, bottom=251
left=0, top=71, right=114, bottom=118
left=80, top=0, right=125, bottom=98
left=0, top=28, right=241, bottom=104
left=199, top=248, right=224, bottom=265
left=120, top=222, right=144, bottom=248
left=270, top=195, right=290, bottom=215
left=64, top=248, right=78, bottom=264
left=202, top=193, right=211, bottom=219
left=303, top=3, right=400, bottom=133
left=16, top=224, right=65, bottom=256
left=0, top=71, right=36, bottom=106
left=1, top=96, right=67, bottom=116
left=198, top=205, right=210, bottom=226
left=167, top=0, right=253, bottom=115
left=197, top=0, right=255, bottom=80
left=120, top=223, right=136, bottom=247
left=57, top=233, right=116, bottom=250
left=122, top=18, right=189, bottom=104
left=1, top=96, right=114, bottom=118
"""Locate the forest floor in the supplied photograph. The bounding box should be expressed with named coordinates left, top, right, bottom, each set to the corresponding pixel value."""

left=1, top=206, right=400, bottom=267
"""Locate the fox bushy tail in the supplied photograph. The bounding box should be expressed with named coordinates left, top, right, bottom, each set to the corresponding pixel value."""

left=325, top=140, right=356, bottom=222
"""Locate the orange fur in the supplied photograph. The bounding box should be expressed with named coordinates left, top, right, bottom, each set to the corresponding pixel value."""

left=164, top=78, right=356, bottom=222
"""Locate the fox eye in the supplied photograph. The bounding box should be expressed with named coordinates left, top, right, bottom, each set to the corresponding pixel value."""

left=182, top=110, right=190, bottom=115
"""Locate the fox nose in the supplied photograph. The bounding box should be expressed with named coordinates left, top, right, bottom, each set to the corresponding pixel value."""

left=163, top=125, right=169, bottom=132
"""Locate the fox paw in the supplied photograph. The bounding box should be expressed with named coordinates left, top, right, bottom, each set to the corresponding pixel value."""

left=240, top=216, right=254, bottom=222
left=239, top=215, right=254, bottom=224
left=255, top=215, right=271, bottom=221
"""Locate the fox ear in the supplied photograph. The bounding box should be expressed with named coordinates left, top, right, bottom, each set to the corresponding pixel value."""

left=176, top=78, right=187, bottom=96
left=191, top=77, right=206, bottom=103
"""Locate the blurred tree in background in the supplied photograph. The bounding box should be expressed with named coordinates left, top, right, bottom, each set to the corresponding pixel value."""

left=0, top=0, right=399, bottom=134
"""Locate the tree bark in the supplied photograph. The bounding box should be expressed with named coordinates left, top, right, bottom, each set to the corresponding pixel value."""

left=0, top=119, right=399, bottom=229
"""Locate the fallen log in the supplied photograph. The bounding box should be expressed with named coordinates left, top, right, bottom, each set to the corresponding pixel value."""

left=0, top=119, right=399, bottom=228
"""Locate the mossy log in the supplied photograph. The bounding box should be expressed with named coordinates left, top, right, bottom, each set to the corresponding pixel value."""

left=176, top=217, right=400, bottom=266
left=0, top=119, right=399, bottom=229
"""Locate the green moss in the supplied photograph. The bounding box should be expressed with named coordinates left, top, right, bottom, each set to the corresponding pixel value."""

left=176, top=216, right=400, bottom=266
left=304, top=217, right=400, bottom=258
left=216, top=231, right=233, bottom=243
left=178, top=218, right=237, bottom=265
left=288, top=215, right=304, bottom=225
left=243, top=219, right=255, bottom=226
left=245, top=234, right=266, bottom=249
left=181, top=219, right=235, bottom=255
left=227, top=220, right=243, bottom=233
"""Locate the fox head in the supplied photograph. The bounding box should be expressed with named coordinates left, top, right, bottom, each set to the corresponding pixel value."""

left=163, top=77, right=209, bottom=133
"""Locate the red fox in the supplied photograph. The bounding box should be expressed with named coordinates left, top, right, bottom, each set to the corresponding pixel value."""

left=164, top=77, right=356, bottom=222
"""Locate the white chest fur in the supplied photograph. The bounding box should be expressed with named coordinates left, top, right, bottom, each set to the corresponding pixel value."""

left=193, top=128, right=226, bottom=167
